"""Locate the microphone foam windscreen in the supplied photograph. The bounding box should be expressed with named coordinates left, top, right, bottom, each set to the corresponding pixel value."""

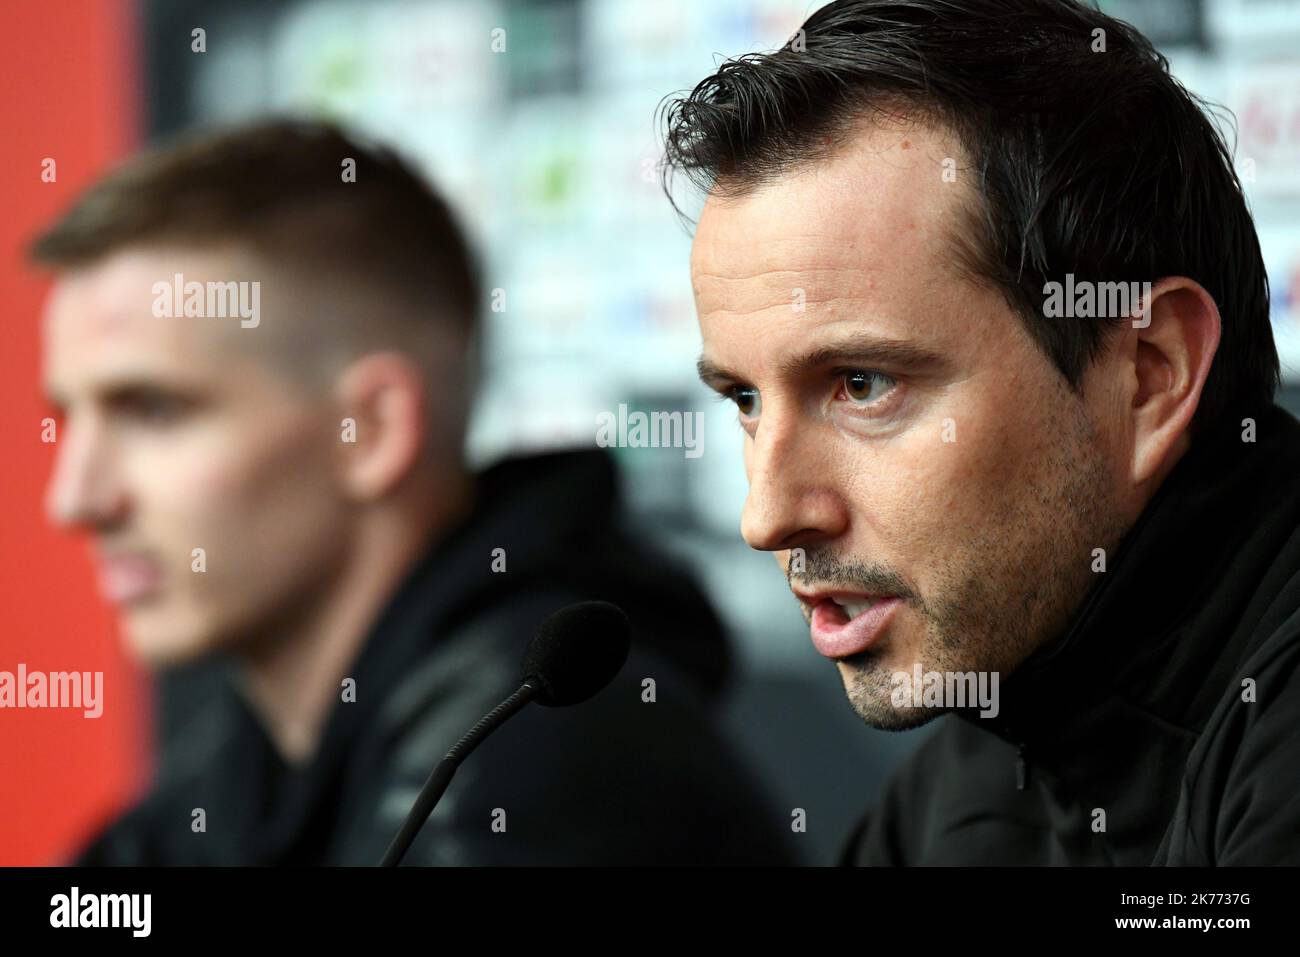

left=521, top=601, right=630, bottom=707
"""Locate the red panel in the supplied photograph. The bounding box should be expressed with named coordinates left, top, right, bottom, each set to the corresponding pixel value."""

left=0, top=0, right=149, bottom=866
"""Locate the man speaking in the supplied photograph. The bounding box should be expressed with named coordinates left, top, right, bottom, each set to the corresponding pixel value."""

left=664, top=0, right=1300, bottom=864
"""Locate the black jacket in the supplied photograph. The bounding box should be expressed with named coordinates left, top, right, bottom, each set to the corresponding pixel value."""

left=75, top=449, right=797, bottom=866
left=841, top=403, right=1300, bottom=865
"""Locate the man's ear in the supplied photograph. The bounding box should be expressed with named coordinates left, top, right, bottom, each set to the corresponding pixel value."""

left=1125, top=276, right=1221, bottom=487
left=333, top=352, right=427, bottom=501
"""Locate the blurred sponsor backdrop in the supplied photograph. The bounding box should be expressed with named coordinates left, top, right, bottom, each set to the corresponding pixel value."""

left=4, top=0, right=1300, bottom=865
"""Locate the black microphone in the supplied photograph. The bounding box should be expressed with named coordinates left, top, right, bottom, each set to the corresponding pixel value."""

left=378, top=600, right=630, bottom=866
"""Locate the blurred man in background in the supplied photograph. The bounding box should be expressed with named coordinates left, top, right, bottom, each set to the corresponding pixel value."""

left=667, top=0, right=1300, bottom=864
left=35, top=119, right=794, bottom=865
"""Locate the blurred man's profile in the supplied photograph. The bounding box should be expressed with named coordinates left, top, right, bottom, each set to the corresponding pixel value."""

left=34, top=119, right=794, bottom=866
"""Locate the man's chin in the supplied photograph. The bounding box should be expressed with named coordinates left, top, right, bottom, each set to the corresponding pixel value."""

left=118, top=610, right=218, bottom=668
left=837, top=657, right=947, bottom=731
left=846, top=695, right=945, bottom=731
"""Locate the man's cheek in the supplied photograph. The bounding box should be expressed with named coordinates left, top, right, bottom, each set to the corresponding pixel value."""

left=134, top=452, right=266, bottom=579
left=159, top=429, right=315, bottom=518
left=841, top=436, right=933, bottom=515
left=131, top=429, right=254, bottom=495
left=886, top=419, right=1007, bottom=519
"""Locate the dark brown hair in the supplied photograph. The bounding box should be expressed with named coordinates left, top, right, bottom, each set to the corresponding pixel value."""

left=31, top=117, right=481, bottom=344
left=661, top=0, right=1279, bottom=435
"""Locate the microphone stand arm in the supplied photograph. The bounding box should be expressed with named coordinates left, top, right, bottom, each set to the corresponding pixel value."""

left=379, top=681, right=539, bottom=867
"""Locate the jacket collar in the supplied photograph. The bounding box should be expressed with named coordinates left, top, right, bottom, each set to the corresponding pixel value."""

left=195, top=450, right=618, bottom=862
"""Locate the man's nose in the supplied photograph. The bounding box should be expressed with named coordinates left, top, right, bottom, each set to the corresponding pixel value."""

left=739, top=409, right=848, bottom=552
left=45, top=419, right=127, bottom=530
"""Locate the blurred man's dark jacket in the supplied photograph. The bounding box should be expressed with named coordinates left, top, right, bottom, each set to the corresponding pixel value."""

left=842, top=403, right=1300, bottom=865
left=76, top=449, right=796, bottom=865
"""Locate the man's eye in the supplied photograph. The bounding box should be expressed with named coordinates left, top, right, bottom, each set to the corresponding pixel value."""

left=118, top=394, right=187, bottom=425
left=840, top=370, right=896, bottom=406
left=728, top=386, right=761, bottom=418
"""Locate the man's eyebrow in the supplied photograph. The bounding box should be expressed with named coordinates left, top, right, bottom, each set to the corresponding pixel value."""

left=778, top=337, right=949, bottom=378
left=697, top=335, right=949, bottom=387
left=696, top=357, right=737, bottom=387
left=42, top=377, right=199, bottom=410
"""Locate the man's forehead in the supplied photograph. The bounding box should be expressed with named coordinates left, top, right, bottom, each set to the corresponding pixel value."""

left=47, top=270, right=211, bottom=358
left=690, top=118, right=969, bottom=313
left=43, top=322, right=226, bottom=404
left=41, top=247, right=264, bottom=393
left=46, top=245, right=239, bottom=327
